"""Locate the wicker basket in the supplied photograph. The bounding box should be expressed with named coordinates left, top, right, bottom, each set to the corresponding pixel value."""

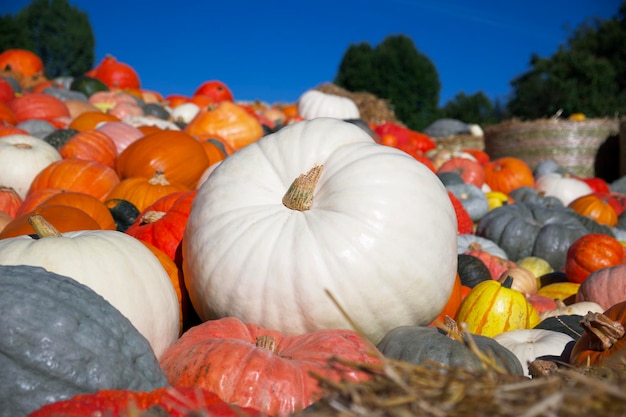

left=484, top=118, right=620, bottom=177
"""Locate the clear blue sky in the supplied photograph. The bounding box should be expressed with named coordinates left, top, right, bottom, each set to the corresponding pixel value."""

left=1, top=0, right=621, bottom=106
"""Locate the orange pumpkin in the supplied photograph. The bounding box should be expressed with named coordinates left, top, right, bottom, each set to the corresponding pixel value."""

left=569, top=301, right=626, bottom=368
left=0, top=186, right=23, bottom=219
left=86, top=55, right=141, bottom=90
left=68, top=111, right=120, bottom=132
left=198, top=136, right=235, bottom=166
left=193, top=80, right=234, bottom=102
left=568, top=193, right=618, bottom=227
left=9, top=93, right=70, bottom=124
left=432, top=272, right=463, bottom=324
left=106, top=170, right=190, bottom=212
left=0, top=205, right=101, bottom=238
left=565, top=233, right=624, bottom=284
left=16, top=188, right=66, bottom=216
left=116, top=130, right=210, bottom=189
left=0, top=49, right=46, bottom=88
left=0, top=101, right=17, bottom=125
left=483, top=157, right=534, bottom=195
left=184, top=101, right=264, bottom=151
left=37, top=191, right=117, bottom=230
left=59, top=129, right=118, bottom=168
left=27, top=159, right=120, bottom=202
left=159, top=316, right=382, bottom=416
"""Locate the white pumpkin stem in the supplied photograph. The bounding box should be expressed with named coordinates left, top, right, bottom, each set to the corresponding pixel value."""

left=256, top=335, right=277, bottom=353
left=28, top=214, right=62, bottom=238
left=580, top=311, right=625, bottom=351
left=282, top=165, right=323, bottom=211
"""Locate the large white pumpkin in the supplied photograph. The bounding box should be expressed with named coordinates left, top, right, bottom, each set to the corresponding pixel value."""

left=183, top=118, right=457, bottom=343
left=0, top=224, right=180, bottom=358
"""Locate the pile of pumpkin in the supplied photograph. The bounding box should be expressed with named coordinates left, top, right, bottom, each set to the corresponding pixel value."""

left=0, top=48, right=625, bottom=417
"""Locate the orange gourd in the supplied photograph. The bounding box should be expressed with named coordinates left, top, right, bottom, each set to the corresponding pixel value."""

left=565, top=233, right=624, bottom=284
left=0, top=205, right=101, bottom=238
left=116, top=130, right=210, bottom=189
left=568, top=193, right=618, bottom=227
left=37, top=191, right=117, bottom=230
left=59, top=129, right=118, bottom=168
left=27, top=159, right=120, bottom=201
left=483, top=157, right=534, bottom=195
left=184, top=101, right=264, bottom=151
left=68, top=111, right=120, bottom=132
left=106, top=170, right=189, bottom=212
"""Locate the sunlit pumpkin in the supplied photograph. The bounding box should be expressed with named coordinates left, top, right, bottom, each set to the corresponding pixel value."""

left=86, top=55, right=141, bottom=90
left=106, top=170, right=190, bottom=212
left=564, top=233, right=624, bottom=284
left=59, top=129, right=118, bottom=168
left=483, top=156, right=534, bottom=195
left=68, top=111, right=120, bottom=132
left=193, top=80, right=234, bottom=102
left=9, top=93, right=70, bottom=124
left=568, top=193, right=618, bottom=227
left=36, top=191, right=117, bottom=230
left=0, top=204, right=101, bottom=238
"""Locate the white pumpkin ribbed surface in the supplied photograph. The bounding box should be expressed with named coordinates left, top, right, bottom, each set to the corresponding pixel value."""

left=183, top=118, right=457, bottom=344
left=297, top=90, right=360, bottom=120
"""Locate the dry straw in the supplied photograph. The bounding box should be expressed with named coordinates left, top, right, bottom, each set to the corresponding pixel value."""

left=314, top=83, right=402, bottom=126
left=484, top=118, right=619, bottom=177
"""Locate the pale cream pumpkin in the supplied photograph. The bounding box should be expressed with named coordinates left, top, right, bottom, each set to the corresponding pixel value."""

left=297, top=90, right=360, bottom=120
left=183, top=118, right=458, bottom=343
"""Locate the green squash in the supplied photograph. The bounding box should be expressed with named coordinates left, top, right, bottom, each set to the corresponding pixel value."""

left=70, top=75, right=109, bottom=97
left=0, top=265, right=168, bottom=416
left=457, top=253, right=492, bottom=288
left=43, top=128, right=79, bottom=149
left=476, top=202, right=603, bottom=271
left=105, top=198, right=140, bottom=232
left=376, top=324, right=524, bottom=376
left=534, top=314, right=584, bottom=340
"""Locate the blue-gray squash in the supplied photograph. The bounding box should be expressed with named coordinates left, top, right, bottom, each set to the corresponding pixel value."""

left=0, top=264, right=168, bottom=417
left=376, top=322, right=524, bottom=376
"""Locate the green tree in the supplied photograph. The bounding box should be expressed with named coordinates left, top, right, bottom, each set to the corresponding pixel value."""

left=440, top=91, right=501, bottom=126
left=335, top=35, right=441, bottom=131
left=507, top=2, right=626, bottom=118
left=0, top=0, right=95, bottom=79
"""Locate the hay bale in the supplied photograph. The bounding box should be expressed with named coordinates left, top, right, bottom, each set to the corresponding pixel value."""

left=313, top=83, right=402, bottom=126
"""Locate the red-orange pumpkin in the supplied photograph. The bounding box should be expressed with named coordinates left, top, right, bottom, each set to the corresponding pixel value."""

left=27, top=386, right=260, bottom=417
left=564, top=233, right=624, bottom=284
left=116, top=130, right=210, bottom=189
left=0, top=101, right=17, bottom=125
left=9, top=93, right=70, bottom=124
left=0, top=49, right=46, bottom=89
left=483, top=157, right=534, bottom=195
left=193, top=80, right=234, bottom=102
left=27, top=159, right=120, bottom=202
left=438, top=157, right=485, bottom=187
left=0, top=186, right=23, bottom=219
left=59, top=129, right=118, bottom=168
left=569, top=301, right=626, bottom=368
left=86, top=55, right=141, bottom=90
left=159, top=316, right=382, bottom=416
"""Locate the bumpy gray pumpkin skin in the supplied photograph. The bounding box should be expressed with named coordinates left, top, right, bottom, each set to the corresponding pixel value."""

left=0, top=265, right=168, bottom=417
left=376, top=325, right=524, bottom=376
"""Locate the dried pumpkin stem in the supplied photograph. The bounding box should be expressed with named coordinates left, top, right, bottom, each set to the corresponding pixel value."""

left=282, top=165, right=323, bottom=211
left=28, top=214, right=62, bottom=238
left=256, top=335, right=277, bottom=353
left=149, top=170, right=170, bottom=185
left=581, top=311, right=625, bottom=351
left=140, top=211, right=166, bottom=225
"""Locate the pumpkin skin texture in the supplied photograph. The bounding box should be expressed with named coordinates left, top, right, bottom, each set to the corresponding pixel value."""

left=0, top=221, right=180, bottom=359
left=0, top=265, right=167, bottom=417
left=159, top=316, right=382, bottom=416
left=27, top=387, right=260, bottom=417
left=377, top=325, right=524, bottom=375
left=564, top=233, right=624, bottom=284
left=183, top=118, right=458, bottom=344
left=483, top=156, right=534, bottom=195
left=576, top=263, right=626, bottom=310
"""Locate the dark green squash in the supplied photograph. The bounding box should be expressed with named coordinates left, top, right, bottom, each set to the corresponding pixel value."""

left=141, top=103, right=171, bottom=120
left=376, top=323, right=524, bottom=376
left=534, top=314, right=585, bottom=340
left=105, top=198, right=140, bottom=232
left=70, top=75, right=109, bottom=97
left=457, top=253, right=491, bottom=288
left=43, top=128, right=79, bottom=149
left=0, top=264, right=168, bottom=417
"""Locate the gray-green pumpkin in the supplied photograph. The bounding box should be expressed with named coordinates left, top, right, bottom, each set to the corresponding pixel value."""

left=376, top=324, right=524, bottom=376
left=0, top=265, right=168, bottom=417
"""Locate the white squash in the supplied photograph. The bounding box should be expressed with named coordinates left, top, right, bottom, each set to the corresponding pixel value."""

left=539, top=299, right=604, bottom=321
left=493, top=328, right=574, bottom=377
left=0, top=218, right=180, bottom=358
left=183, top=118, right=458, bottom=343
left=535, top=172, right=592, bottom=206
left=0, top=134, right=62, bottom=199
left=297, top=89, right=360, bottom=120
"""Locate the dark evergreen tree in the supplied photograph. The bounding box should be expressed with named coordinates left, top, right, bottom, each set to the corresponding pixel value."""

left=335, top=34, right=441, bottom=131
left=440, top=91, right=500, bottom=126
left=0, top=0, right=95, bottom=79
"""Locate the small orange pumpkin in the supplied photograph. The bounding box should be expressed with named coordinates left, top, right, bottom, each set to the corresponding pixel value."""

left=59, top=129, right=118, bottom=168
left=565, top=233, right=624, bottom=284
left=106, top=170, right=190, bottom=212
left=86, top=55, right=141, bottom=90
left=184, top=101, right=264, bottom=151
left=0, top=205, right=101, bottom=238
left=68, top=111, right=120, bottom=132
left=568, top=193, right=618, bottom=227
left=483, top=157, right=534, bottom=195
left=37, top=191, right=117, bottom=230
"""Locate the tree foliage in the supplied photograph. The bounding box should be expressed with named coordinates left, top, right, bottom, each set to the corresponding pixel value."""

left=440, top=91, right=502, bottom=126
left=507, top=1, right=626, bottom=118
left=0, top=0, right=95, bottom=79
left=335, top=35, right=441, bottom=131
